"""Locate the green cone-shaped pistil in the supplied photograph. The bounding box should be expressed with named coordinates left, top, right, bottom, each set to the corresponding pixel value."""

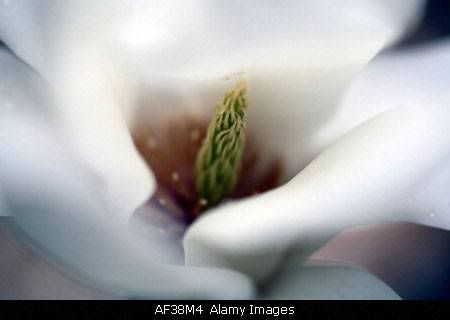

left=195, top=81, right=248, bottom=209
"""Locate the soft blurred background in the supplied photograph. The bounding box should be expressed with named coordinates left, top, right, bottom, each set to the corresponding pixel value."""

left=0, top=0, right=449, bottom=299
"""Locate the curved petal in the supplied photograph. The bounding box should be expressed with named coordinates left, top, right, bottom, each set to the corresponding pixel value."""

left=185, top=41, right=450, bottom=281
left=264, top=259, right=399, bottom=300
left=1, top=1, right=426, bottom=161
left=53, top=44, right=156, bottom=220
left=107, top=0, right=426, bottom=78
left=1, top=2, right=155, bottom=220
left=0, top=0, right=429, bottom=297
left=0, top=224, right=108, bottom=299
left=317, top=40, right=450, bottom=230
left=0, top=1, right=130, bottom=77
left=0, top=1, right=426, bottom=213
left=0, top=46, right=53, bottom=121
left=330, top=1, right=425, bottom=44
left=0, top=48, right=254, bottom=299
left=107, top=1, right=426, bottom=179
left=1, top=1, right=423, bottom=76
left=0, top=0, right=58, bottom=75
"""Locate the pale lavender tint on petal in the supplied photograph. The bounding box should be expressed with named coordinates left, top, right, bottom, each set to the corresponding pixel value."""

left=0, top=221, right=112, bottom=299
left=312, top=223, right=450, bottom=299
left=130, top=202, right=186, bottom=266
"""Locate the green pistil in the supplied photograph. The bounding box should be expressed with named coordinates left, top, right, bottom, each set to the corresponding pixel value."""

left=195, top=81, right=248, bottom=209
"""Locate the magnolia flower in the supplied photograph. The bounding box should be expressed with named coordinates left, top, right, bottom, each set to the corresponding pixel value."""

left=1, top=0, right=449, bottom=299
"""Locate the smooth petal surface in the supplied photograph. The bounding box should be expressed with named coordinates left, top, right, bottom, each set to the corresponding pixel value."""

left=317, top=40, right=450, bottom=230
left=0, top=47, right=53, bottom=128
left=0, top=1, right=426, bottom=216
left=53, top=45, right=156, bottom=220
left=0, top=0, right=428, bottom=298
left=1, top=1, right=427, bottom=178
left=0, top=0, right=59, bottom=75
left=0, top=48, right=254, bottom=299
left=0, top=1, right=130, bottom=77
left=109, top=0, right=425, bottom=179
left=1, top=2, right=154, bottom=219
left=185, top=40, right=450, bottom=282
left=0, top=223, right=108, bottom=299
left=265, top=260, right=399, bottom=300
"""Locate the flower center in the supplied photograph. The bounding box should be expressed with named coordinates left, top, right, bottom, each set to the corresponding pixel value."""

left=132, top=90, right=283, bottom=224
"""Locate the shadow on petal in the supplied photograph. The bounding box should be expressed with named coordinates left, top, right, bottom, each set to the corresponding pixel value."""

left=263, top=257, right=399, bottom=300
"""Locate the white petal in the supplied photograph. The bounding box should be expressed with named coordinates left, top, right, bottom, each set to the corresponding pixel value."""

left=0, top=1, right=130, bottom=77
left=1, top=1, right=426, bottom=213
left=124, top=0, right=424, bottom=179
left=107, top=1, right=426, bottom=181
left=0, top=1, right=424, bottom=76
left=318, top=40, right=450, bottom=230
left=185, top=46, right=450, bottom=281
left=2, top=1, right=424, bottom=142
left=0, top=223, right=107, bottom=299
left=0, top=0, right=58, bottom=75
left=113, top=0, right=424, bottom=78
left=0, top=49, right=254, bottom=298
left=0, top=115, right=254, bottom=298
left=240, top=0, right=424, bottom=179
left=1, top=2, right=156, bottom=219
left=0, top=48, right=52, bottom=122
left=329, top=1, right=425, bottom=43
left=0, top=0, right=429, bottom=295
left=53, top=47, right=156, bottom=220
left=265, top=259, right=399, bottom=300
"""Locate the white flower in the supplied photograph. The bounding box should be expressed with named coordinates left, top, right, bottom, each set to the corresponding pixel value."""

left=2, top=0, right=448, bottom=299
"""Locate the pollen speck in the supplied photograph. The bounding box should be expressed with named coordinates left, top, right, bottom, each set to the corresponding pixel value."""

left=198, top=198, right=208, bottom=207
left=171, top=172, right=180, bottom=182
left=190, top=129, right=200, bottom=142
left=146, top=136, right=158, bottom=149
